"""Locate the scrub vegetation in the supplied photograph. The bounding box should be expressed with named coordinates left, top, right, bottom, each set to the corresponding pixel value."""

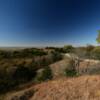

left=1, top=32, right=100, bottom=99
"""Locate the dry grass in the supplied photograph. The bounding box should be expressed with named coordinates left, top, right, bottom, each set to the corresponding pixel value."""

left=31, top=75, right=100, bottom=100
left=4, top=75, right=100, bottom=100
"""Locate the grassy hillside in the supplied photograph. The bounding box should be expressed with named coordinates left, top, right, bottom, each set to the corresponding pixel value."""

left=32, top=75, right=100, bottom=100
left=1, top=46, right=100, bottom=100
left=4, top=75, right=100, bottom=100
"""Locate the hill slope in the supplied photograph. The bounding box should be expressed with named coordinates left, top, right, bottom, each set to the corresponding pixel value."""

left=5, top=75, right=100, bottom=100
left=32, top=75, right=100, bottom=100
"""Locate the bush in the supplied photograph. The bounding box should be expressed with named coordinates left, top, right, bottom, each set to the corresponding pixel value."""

left=65, top=60, right=77, bottom=77
left=36, top=66, right=53, bottom=82
left=49, top=51, right=62, bottom=62
left=65, top=69, right=77, bottom=77
left=13, top=66, right=36, bottom=83
left=0, top=78, right=17, bottom=94
left=0, top=65, right=37, bottom=94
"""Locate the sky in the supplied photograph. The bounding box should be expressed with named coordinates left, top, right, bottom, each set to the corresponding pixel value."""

left=0, top=0, right=100, bottom=47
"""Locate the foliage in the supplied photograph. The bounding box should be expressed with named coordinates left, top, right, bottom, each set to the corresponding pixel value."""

left=45, top=47, right=66, bottom=53
left=0, top=80, right=14, bottom=94
left=0, top=48, right=61, bottom=94
left=13, top=66, right=36, bottom=83
left=65, top=69, right=77, bottom=77
left=63, top=45, right=75, bottom=53
left=65, top=59, right=77, bottom=77
left=0, top=48, right=47, bottom=59
left=50, top=51, right=62, bottom=62
left=36, top=66, right=53, bottom=82
left=0, top=65, right=36, bottom=94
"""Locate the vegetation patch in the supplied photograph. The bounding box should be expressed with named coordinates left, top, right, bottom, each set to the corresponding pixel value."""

left=35, top=66, right=53, bottom=82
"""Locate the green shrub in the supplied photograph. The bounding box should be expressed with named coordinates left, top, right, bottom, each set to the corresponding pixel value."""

left=65, top=59, right=77, bottom=77
left=36, top=66, right=53, bottom=82
left=32, top=49, right=47, bottom=56
left=0, top=78, right=17, bottom=94
left=0, top=65, right=37, bottom=94
left=13, top=66, right=36, bottom=83
left=50, top=51, right=62, bottom=62
left=65, top=69, right=77, bottom=77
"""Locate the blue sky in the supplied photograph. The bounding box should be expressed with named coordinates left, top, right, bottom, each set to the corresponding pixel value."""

left=0, top=0, right=100, bottom=47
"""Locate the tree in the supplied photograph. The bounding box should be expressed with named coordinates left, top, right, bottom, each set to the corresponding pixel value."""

left=96, top=30, right=100, bottom=44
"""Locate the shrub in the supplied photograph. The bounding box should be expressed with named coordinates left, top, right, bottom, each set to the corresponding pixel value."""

left=13, top=66, right=36, bottom=83
left=0, top=65, right=37, bottom=94
left=0, top=78, right=17, bottom=94
left=65, top=60, right=77, bottom=77
left=32, top=49, right=47, bottom=56
left=65, top=69, right=77, bottom=77
left=50, top=51, right=62, bottom=62
left=36, top=66, right=53, bottom=82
